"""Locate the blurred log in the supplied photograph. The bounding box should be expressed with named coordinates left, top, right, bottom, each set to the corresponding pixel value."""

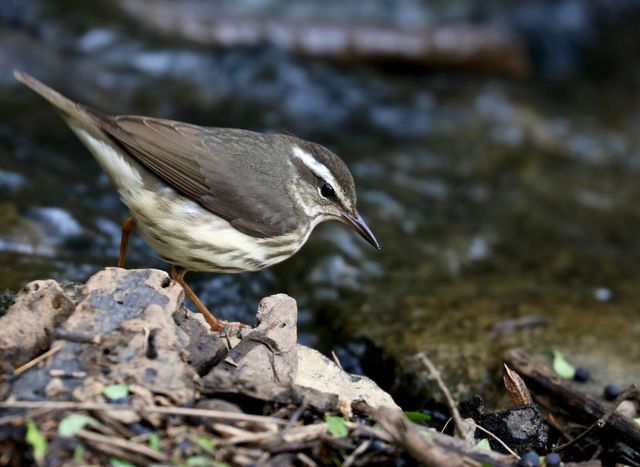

left=504, top=348, right=640, bottom=451
left=117, top=0, right=529, bottom=77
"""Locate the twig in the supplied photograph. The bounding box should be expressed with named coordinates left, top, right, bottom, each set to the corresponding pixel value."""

left=281, top=423, right=328, bottom=444
left=81, top=437, right=149, bottom=465
left=554, top=385, right=639, bottom=452
left=13, top=343, right=64, bottom=375
left=473, top=424, right=519, bottom=458
left=0, top=400, right=288, bottom=425
left=348, top=423, right=393, bottom=443
left=54, top=330, right=101, bottom=344
left=48, top=369, right=87, bottom=379
left=77, top=428, right=168, bottom=462
left=277, top=403, right=307, bottom=439
left=223, top=357, right=239, bottom=368
left=213, top=423, right=257, bottom=438
left=218, top=428, right=276, bottom=445
left=296, top=452, right=318, bottom=467
left=343, top=439, right=371, bottom=467
left=418, top=354, right=472, bottom=443
left=331, top=350, right=344, bottom=371
left=441, top=418, right=452, bottom=434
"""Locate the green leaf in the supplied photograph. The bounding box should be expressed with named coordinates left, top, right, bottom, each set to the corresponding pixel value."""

left=196, top=435, right=215, bottom=453
left=552, top=351, right=575, bottom=379
left=73, top=444, right=85, bottom=462
left=186, top=456, right=214, bottom=466
left=149, top=432, right=161, bottom=451
left=404, top=411, right=432, bottom=424
left=25, top=420, right=48, bottom=463
left=476, top=438, right=491, bottom=450
left=103, top=384, right=129, bottom=401
left=110, top=457, right=135, bottom=467
left=325, top=415, right=348, bottom=437
left=635, top=417, right=640, bottom=426
left=58, top=414, right=96, bottom=437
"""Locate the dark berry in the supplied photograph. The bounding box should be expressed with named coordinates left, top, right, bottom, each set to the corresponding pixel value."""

left=573, top=367, right=590, bottom=382
left=370, top=439, right=384, bottom=451
left=518, top=451, right=539, bottom=467
left=604, top=384, right=621, bottom=401
left=545, top=452, right=561, bottom=467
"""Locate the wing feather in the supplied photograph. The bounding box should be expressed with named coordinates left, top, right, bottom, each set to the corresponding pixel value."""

left=93, top=114, right=298, bottom=238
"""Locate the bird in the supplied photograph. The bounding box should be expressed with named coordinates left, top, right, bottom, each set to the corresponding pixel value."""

left=14, top=70, right=380, bottom=332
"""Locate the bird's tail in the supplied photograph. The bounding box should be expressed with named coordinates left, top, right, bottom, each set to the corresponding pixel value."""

left=14, top=70, right=101, bottom=131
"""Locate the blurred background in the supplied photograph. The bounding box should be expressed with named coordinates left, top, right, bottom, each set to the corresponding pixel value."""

left=1, top=0, right=640, bottom=406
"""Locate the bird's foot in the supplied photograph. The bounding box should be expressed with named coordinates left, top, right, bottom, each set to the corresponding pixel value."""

left=216, top=320, right=250, bottom=338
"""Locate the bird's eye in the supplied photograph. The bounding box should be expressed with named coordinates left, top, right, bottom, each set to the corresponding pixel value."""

left=320, top=182, right=335, bottom=198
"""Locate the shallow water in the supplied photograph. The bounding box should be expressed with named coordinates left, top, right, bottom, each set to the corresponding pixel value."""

left=2, top=0, right=640, bottom=405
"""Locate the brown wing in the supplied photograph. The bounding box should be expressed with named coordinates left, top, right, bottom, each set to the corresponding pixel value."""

left=93, top=114, right=299, bottom=238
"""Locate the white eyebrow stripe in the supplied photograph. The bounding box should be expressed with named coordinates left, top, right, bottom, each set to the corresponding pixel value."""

left=292, top=146, right=346, bottom=202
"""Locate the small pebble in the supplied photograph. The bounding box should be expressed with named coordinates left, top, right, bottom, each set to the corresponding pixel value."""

left=604, top=384, right=621, bottom=401
left=573, top=367, right=590, bottom=382
left=615, top=400, right=638, bottom=419
left=518, top=451, right=539, bottom=467
left=545, top=452, right=561, bottom=467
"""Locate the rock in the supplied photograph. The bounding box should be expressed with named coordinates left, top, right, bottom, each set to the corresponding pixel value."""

left=173, top=307, right=228, bottom=375
left=4, top=268, right=398, bottom=417
left=204, top=294, right=298, bottom=386
left=0, top=289, right=15, bottom=317
left=203, top=293, right=397, bottom=411
left=9, top=268, right=205, bottom=405
left=295, top=345, right=399, bottom=410
left=0, top=279, right=75, bottom=367
left=460, top=396, right=547, bottom=454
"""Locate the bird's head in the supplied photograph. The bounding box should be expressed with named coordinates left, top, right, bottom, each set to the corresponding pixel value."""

left=288, top=139, right=380, bottom=250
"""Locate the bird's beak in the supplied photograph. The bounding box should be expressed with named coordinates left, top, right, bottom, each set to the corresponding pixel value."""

left=341, top=210, right=381, bottom=250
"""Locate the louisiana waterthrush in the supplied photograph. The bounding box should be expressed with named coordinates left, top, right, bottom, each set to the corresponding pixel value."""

left=15, top=70, right=379, bottom=331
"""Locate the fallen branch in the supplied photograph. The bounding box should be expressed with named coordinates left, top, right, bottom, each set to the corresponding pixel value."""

left=554, top=385, right=639, bottom=452
left=117, top=0, right=529, bottom=76
left=504, top=348, right=640, bottom=451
